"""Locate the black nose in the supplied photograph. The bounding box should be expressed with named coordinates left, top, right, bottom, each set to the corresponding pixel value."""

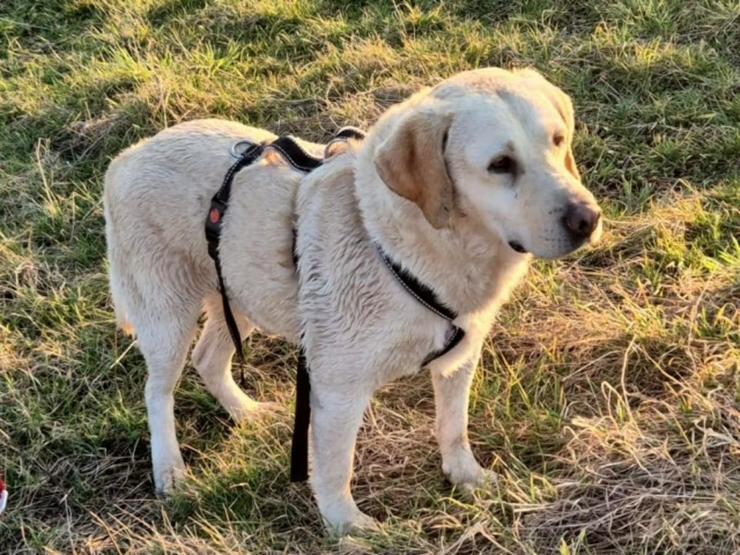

left=563, top=202, right=600, bottom=241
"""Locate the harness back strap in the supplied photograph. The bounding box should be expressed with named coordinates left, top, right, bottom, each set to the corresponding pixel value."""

left=205, top=137, right=326, bottom=362
left=206, top=143, right=265, bottom=366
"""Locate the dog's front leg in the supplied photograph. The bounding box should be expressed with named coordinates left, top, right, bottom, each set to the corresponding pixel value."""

left=310, top=385, right=378, bottom=534
left=432, top=350, right=493, bottom=493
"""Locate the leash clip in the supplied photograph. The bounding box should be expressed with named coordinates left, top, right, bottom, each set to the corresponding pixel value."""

left=230, top=140, right=258, bottom=159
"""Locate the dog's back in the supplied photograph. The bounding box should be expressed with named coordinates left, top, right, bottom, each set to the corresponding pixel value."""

left=103, top=119, right=324, bottom=492
left=104, top=119, right=280, bottom=336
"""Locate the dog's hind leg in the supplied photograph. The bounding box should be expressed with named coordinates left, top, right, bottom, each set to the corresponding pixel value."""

left=135, top=291, right=201, bottom=496
left=192, top=293, right=276, bottom=422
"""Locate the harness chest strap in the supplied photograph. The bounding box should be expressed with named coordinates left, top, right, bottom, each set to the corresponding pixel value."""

left=289, top=250, right=465, bottom=483
left=376, top=247, right=465, bottom=363
left=204, top=129, right=465, bottom=484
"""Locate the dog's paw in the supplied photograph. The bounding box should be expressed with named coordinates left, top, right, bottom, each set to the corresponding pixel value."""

left=323, top=506, right=380, bottom=536
left=229, top=399, right=282, bottom=423
left=348, top=511, right=381, bottom=534
left=153, top=463, right=185, bottom=497
left=442, top=451, right=496, bottom=495
left=455, top=468, right=498, bottom=496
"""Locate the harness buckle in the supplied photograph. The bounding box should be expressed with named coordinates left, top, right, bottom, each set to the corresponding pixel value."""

left=205, top=197, right=227, bottom=260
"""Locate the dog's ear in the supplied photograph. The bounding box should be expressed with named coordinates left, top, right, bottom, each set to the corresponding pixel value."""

left=558, top=93, right=581, bottom=180
left=374, top=111, right=454, bottom=229
left=535, top=77, right=581, bottom=181
left=565, top=144, right=580, bottom=181
left=555, top=94, right=581, bottom=181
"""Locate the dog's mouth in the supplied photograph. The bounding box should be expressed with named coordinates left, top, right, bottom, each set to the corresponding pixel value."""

left=508, top=241, right=528, bottom=254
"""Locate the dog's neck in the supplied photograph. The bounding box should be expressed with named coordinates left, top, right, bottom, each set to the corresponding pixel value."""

left=353, top=152, right=530, bottom=317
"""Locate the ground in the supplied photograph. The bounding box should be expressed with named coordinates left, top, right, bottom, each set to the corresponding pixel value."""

left=0, top=1, right=738, bottom=553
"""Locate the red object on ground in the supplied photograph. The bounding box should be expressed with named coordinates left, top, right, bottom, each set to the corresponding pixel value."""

left=0, top=478, right=7, bottom=515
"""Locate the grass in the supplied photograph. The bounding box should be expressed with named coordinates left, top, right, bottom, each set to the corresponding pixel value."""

left=1, top=0, right=738, bottom=552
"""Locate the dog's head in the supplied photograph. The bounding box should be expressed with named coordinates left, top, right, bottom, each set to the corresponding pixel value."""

left=373, top=67, right=602, bottom=259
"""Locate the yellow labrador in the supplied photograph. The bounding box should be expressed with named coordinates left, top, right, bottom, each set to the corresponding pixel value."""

left=104, top=67, right=601, bottom=532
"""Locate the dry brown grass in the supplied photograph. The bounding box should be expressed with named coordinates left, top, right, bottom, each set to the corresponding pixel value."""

left=1, top=0, right=739, bottom=553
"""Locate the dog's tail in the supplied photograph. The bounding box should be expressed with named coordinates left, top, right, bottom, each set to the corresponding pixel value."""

left=104, top=172, right=136, bottom=337
left=110, top=272, right=136, bottom=336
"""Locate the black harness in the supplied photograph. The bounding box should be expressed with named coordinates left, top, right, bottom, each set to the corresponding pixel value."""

left=204, top=129, right=465, bottom=483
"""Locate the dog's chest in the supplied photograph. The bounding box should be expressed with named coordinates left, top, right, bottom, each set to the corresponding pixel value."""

left=295, top=166, right=451, bottom=382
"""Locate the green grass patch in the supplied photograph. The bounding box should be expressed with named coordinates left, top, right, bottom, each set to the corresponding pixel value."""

left=1, top=0, right=738, bottom=553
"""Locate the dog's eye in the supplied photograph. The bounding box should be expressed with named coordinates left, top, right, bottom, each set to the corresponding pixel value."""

left=553, top=133, right=565, bottom=147
left=488, top=155, right=516, bottom=174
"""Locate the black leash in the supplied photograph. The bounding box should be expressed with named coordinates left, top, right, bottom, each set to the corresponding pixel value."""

left=204, top=127, right=464, bottom=484
left=290, top=348, right=311, bottom=481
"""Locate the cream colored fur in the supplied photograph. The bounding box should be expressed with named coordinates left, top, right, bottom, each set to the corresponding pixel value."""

left=104, top=68, right=601, bottom=533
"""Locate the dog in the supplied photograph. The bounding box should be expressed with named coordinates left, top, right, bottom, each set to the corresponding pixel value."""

left=104, top=67, right=602, bottom=532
